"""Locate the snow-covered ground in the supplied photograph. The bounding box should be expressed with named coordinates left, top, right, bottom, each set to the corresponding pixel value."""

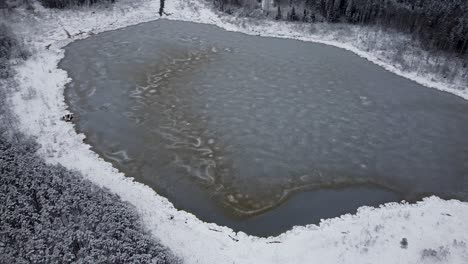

left=6, top=0, right=468, bottom=263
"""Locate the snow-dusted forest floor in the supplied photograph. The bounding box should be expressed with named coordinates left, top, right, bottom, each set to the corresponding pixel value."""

left=3, top=0, right=468, bottom=263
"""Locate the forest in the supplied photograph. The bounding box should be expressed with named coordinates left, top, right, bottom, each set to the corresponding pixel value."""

left=215, top=0, right=468, bottom=58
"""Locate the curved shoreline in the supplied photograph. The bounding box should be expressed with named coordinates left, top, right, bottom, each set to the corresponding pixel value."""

left=7, top=0, right=468, bottom=263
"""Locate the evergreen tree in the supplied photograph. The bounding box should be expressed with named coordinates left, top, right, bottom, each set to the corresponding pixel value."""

left=288, top=6, right=299, bottom=21
left=303, top=8, right=309, bottom=22
left=275, top=5, right=282, bottom=20
left=345, top=0, right=353, bottom=21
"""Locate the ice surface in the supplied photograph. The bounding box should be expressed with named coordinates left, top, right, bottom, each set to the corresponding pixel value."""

left=61, top=20, right=468, bottom=235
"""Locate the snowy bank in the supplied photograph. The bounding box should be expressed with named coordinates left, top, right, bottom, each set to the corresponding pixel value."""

left=6, top=0, right=468, bottom=263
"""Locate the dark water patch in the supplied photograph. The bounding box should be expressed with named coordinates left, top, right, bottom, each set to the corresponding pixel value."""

left=60, top=20, right=468, bottom=236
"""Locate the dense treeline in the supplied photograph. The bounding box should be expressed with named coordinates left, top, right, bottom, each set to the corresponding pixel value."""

left=0, top=134, right=179, bottom=263
left=217, top=0, right=468, bottom=56
left=37, top=0, right=114, bottom=8
left=306, top=0, right=468, bottom=55
left=0, top=0, right=114, bottom=9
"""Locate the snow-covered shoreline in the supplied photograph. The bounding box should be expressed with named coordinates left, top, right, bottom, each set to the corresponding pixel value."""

left=7, top=0, right=468, bottom=263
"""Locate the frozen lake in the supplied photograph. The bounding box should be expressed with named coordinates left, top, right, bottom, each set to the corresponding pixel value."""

left=61, top=20, right=468, bottom=236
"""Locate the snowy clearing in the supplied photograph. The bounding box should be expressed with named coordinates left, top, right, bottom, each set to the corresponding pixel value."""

left=6, top=0, right=468, bottom=263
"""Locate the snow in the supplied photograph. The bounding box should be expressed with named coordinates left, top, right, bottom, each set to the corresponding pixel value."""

left=6, top=0, right=468, bottom=263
